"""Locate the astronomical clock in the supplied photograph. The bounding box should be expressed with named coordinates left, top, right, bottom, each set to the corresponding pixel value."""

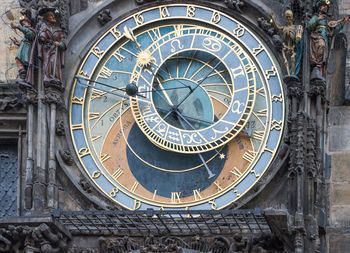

left=69, top=3, right=285, bottom=211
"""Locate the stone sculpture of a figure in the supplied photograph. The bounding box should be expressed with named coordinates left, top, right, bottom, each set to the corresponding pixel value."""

left=37, top=8, right=66, bottom=87
left=271, top=9, right=303, bottom=77
left=10, top=9, right=35, bottom=82
left=308, top=0, right=349, bottom=80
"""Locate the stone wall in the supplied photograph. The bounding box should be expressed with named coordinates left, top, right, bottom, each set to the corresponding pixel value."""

left=0, top=0, right=20, bottom=83
left=327, top=1, right=350, bottom=252
left=338, top=0, right=350, bottom=101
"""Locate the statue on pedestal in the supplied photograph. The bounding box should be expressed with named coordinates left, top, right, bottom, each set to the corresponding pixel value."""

left=10, top=9, right=35, bottom=82
left=308, top=0, right=349, bottom=81
left=37, top=8, right=66, bottom=87
left=271, top=9, right=304, bottom=77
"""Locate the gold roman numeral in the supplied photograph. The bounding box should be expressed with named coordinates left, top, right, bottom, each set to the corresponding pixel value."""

left=131, top=182, right=139, bottom=193
left=171, top=192, right=181, bottom=203
left=112, top=168, right=124, bottom=180
left=251, top=131, right=265, bottom=141
left=91, top=89, right=106, bottom=100
left=243, top=150, right=256, bottom=163
left=89, top=112, right=100, bottom=120
left=100, top=67, right=113, bottom=79
left=100, top=154, right=111, bottom=163
left=193, top=189, right=202, bottom=200
left=230, top=167, right=242, bottom=179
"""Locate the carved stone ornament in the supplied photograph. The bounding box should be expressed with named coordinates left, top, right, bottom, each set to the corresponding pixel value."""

left=98, top=9, right=112, bottom=26
left=0, top=92, right=26, bottom=111
left=0, top=223, right=68, bottom=253
left=59, top=149, right=74, bottom=165
left=79, top=178, right=93, bottom=193
left=97, top=234, right=284, bottom=253
left=56, top=120, right=65, bottom=136
left=224, top=0, right=245, bottom=12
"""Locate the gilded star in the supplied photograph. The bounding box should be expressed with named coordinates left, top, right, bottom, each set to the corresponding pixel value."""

left=219, top=153, right=225, bottom=159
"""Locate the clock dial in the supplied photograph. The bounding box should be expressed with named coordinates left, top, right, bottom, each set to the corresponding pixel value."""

left=70, top=4, right=285, bottom=210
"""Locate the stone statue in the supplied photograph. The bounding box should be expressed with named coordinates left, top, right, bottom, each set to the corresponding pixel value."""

left=271, top=9, right=303, bottom=77
left=37, top=8, right=66, bottom=87
left=10, top=9, right=35, bottom=82
left=307, top=0, right=350, bottom=81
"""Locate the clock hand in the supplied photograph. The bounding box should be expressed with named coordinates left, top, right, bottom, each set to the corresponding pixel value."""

left=75, top=75, right=189, bottom=98
left=155, top=107, right=214, bottom=126
left=175, top=57, right=223, bottom=109
left=174, top=110, right=216, bottom=179
left=76, top=77, right=130, bottom=100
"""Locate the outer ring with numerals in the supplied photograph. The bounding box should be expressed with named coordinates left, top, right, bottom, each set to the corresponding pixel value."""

left=69, top=3, right=285, bottom=210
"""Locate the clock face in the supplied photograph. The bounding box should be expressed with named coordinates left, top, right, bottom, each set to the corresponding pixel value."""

left=69, top=3, right=285, bottom=210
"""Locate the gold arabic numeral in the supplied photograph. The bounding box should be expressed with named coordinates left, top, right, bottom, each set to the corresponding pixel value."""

left=92, top=135, right=102, bottom=142
left=272, top=94, right=283, bottom=102
left=89, top=112, right=100, bottom=121
left=92, top=171, right=101, bottom=179
left=134, top=13, right=144, bottom=26
left=251, top=169, right=260, bottom=178
left=252, top=44, right=264, bottom=56
left=251, top=131, right=265, bottom=141
left=171, top=192, right=181, bottom=204
left=110, top=187, right=119, bottom=197
left=91, top=89, right=106, bottom=100
left=100, top=66, right=113, bottom=79
left=230, top=167, right=242, bottom=180
left=233, top=24, right=245, bottom=37
left=243, top=150, right=256, bottom=163
left=187, top=6, right=196, bottom=17
left=271, top=120, right=283, bottom=131
left=93, top=47, right=105, bottom=58
left=111, top=26, right=122, bottom=38
left=71, top=123, right=83, bottom=130
left=78, top=70, right=89, bottom=78
left=193, top=189, right=202, bottom=201
left=130, top=182, right=139, bottom=193
left=208, top=200, right=217, bottom=210
left=72, top=96, right=84, bottom=105
left=133, top=199, right=141, bottom=210
left=100, top=153, right=111, bottom=163
left=160, top=6, right=170, bottom=18
left=265, top=66, right=277, bottom=80
left=112, top=168, right=124, bottom=180
left=233, top=188, right=241, bottom=197
left=214, top=181, right=223, bottom=192
left=174, top=25, right=184, bottom=37
left=113, top=50, right=125, bottom=62
left=78, top=148, right=90, bottom=157
left=211, top=11, right=221, bottom=23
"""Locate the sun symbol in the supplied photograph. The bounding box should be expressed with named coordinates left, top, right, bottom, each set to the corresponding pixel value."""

left=137, top=50, right=154, bottom=67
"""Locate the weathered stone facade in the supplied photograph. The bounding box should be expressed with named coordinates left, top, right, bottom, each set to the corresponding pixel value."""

left=0, top=0, right=349, bottom=252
